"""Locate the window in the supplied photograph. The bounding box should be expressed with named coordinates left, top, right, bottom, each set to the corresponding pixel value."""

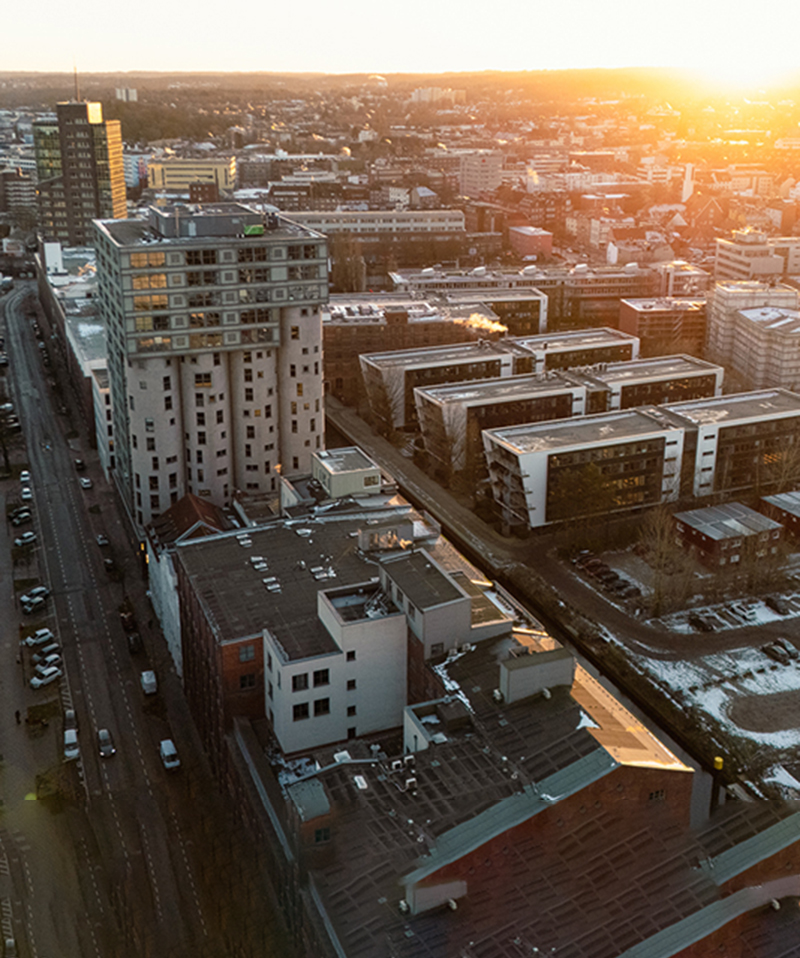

left=246, top=426, right=255, bottom=439
left=239, top=644, right=255, bottom=662
left=347, top=679, right=356, bottom=691
left=245, top=388, right=254, bottom=402
left=314, top=827, right=330, bottom=844
left=197, top=432, right=206, bottom=445
left=195, top=393, right=204, bottom=407
left=268, top=681, right=273, bottom=699
left=163, top=376, right=171, bottom=391
left=290, top=364, right=296, bottom=377
left=346, top=650, right=356, bottom=662
left=313, top=669, right=330, bottom=687
left=347, top=705, right=356, bottom=717
left=216, top=410, right=224, bottom=424
left=146, top=437, right=156, bottom=451
left=152, top=457, right=159, bottom=471
left=244, top=368, right=253, bottom=382
left=144, top=418, right=154, bottom=432
left=267, top=653, right=272, bottom=671
left=239, top=673, right=256, bottom=690
left=293, top=703, right=310, bottom=721
left=292, top=674, right=309, bottom=692
left=297, top=383, right=304, bottom=397
left=290, top=326, right=299, bottom=339
left=164, top=395, right=173, bottom=411
left=196, top=412, right=206, bottom=426
left=314, top=698, right=330, bottom=716
left=195, top=372, right=212, bottom=387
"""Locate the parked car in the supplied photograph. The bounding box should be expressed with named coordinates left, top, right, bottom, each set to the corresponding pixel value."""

left=21, top=586, right=50, bottom=604
left=14, top=531, right=37, bottom=547
left=64, top=708, right=78, bottom=731
left=140, top=670, right=157, bottom=695
left=74, top=459, right=86, bottom=471
left=32, top=646, right=61, bottom=665
left=19, top=469, right=30, bottom=482
left=766, top=595, right=790, bottom=615
left=11, top=511, right=32, bottom=526
left=688, top=612, right=716, bottom=633
left=63, top=728, right=79, bottom=762
left=34, top=654, right=62, bottom=674
left=97, top=728, right=116, bottom=758
left=159, top=739, right=180, bottom=771
left=79, top=477, right=93, bottom=489
left=20, top=486, right=32, bottom=501
left=22, top=596, right=47, bottom=615
left=25, top=628, right=55, bottom=647
left=30, top=665, right=62, bottom=689
left=96, top=534, right=109, bottom=547
left=762, top=642, right=792, bottom=666
left=127, top=632, right=142, bottom=655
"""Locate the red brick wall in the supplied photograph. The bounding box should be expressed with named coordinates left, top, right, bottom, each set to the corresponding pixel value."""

left=220, top=637, right=265, bottom=724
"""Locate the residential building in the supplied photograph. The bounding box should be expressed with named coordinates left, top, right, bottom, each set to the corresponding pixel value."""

left=761, top=490, right=800, bottom=540
left=673, top=502, right=783, bottom=568
left=323, top=295, right=507, bottom=406
left=483, top=389, right=800, bottom=531
left=441, top=288, right=548, bottom=336
left=619, top=297, right=707, bottom=358
left=459, top=151, right=503, bottom=196
left=147, top=156, right=237, bottom=192
left=362, top=328, right=639, bottom=432
left=415, top=355, right=722, bottom=488
left=508, top=225, right=553, bottom=259
left=94, top=203, right=328, bottom=530
left=33, top=101, right=126, bottom=245
left=172, top=504, right=511, bottom=763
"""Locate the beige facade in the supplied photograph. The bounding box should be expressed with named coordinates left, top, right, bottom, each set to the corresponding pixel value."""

left=148, top=157, right=237, bottom=191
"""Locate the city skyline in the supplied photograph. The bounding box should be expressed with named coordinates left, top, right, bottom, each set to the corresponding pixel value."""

left=7, top=0, right=800, bottom=92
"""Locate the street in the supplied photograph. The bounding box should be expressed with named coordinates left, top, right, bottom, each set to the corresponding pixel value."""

left=0, top=284, right=290, bottom=957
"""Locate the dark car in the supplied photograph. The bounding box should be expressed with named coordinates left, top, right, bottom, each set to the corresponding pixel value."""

left=688, top=612, right=715, bottom=633
left=762, top=643, right=792, bottom=666
left=127, top=632, right=142, bottom=654
left=74, top=459, right=86, bottom=471
left=765, top=595, right=790, bottom=615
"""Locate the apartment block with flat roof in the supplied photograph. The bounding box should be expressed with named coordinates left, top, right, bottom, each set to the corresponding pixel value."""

left=94, top=203, right=328, bottom=529
left=483, top=389, right=800, bottom=530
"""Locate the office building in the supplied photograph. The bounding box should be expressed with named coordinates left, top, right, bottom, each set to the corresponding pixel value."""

left=415, top=355, right=722, bottom=487
left=442, top=287, right=548, bottom=336
left=705, top=281, right=798, bottom=369
left=483, top=389, right=800, bottom=531
left=361, top=328, right=639, bottom=433
left=619, top=297, right=707, bottom=358
left=147, top=156, right=237, bottom=192
left=651, top=260, right=711, bottom=297
left=323, top=294, right=506, bottom=406
left=34, top=101, right=126, bottom=245
left=94, top=203, right=328, bottom=529
left=714, top=229, right=800, bottom=282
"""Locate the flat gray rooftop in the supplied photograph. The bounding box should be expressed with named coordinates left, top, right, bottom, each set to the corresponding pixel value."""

left=513, top=327, right=637, bottom=351
left=738, top=306, right=800, bottom=334
left=590, top=355, right=720, bottom=384
left=415, top=372, right=577, bottom=406
left=361, top=339, right=530, bottom=369
left=316, top=447, right=377, bottom=474
left=381, top=550, right=463, bottom=609
left=485, top=407, right=671, bottom=455
left=664, top=389, right=800, bottom=426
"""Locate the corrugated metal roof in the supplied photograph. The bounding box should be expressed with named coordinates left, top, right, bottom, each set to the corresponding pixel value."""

left=701, top=811, right=800, bottom=886
left=402, top=748, right=617, bottom=888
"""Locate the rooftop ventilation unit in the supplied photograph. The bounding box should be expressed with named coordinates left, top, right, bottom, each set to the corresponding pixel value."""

left=404, top=777, right=417, bottom=792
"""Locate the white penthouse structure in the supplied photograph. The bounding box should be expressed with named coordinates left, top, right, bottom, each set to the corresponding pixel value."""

left=94, top=203, right=328, bottom=529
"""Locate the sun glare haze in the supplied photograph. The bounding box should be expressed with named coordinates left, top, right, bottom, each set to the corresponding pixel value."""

left=4, top=0, right=800, bottom=90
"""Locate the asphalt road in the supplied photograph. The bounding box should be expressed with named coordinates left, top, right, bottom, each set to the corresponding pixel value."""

left=0, top=285, right=290, bottom=958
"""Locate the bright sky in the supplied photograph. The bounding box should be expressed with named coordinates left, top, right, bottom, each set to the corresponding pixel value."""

left=6, top=0, right=800, bottom=90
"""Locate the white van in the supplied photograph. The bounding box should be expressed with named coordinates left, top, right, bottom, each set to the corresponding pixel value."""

left=140, top=670, right=157, bottom=695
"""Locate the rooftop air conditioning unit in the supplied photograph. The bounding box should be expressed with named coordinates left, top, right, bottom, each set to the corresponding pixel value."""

left=399, top=900, right=410, bottom=914
left=492, top=689, right=503, bottom=703
left=404, top=777, right=417, bottom=791
left=392, top=759, right=403, bottom=772
left=404, top=754, right=415, bottom=766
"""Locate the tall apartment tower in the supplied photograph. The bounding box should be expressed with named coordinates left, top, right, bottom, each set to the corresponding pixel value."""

left=94, top=203, right=328, bottom=530
left=34, top=101, right=126, bottom=245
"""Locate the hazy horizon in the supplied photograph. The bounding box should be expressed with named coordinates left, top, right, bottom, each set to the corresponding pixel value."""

left=8, top=0, right=800, bottom=93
